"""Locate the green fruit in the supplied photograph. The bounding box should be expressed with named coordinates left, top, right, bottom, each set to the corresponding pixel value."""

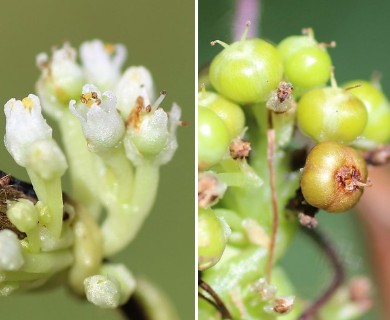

left=198, top=91, right=245, bottom=138
left=198, top=107, right=230, bottom=171
left=301, top=142, right=367, bottom=213
left=198, top=208, right=229, bottom=271
left=285, top=46, right=331, bottom=90
left=278, top=34, right=317, bottom=63
left=297, top=87, right=368, bottom=143
left=210, top=39, right=283, bottom=104
left=343, top=80, right=390, bottom=144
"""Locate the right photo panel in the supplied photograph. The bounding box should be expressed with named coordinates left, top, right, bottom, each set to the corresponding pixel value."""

left=198, top=1, right=390, bottom=319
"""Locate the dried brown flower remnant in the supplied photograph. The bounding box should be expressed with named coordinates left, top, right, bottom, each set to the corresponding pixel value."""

left=364, top=145, right=390, bottom=166
left=264, top=296, right=295, bottom=315
left=266, top=81, right=294, bottom=113
left=229, top=138, right=251, bottom=160
left=298, top=212, right=318, bottom=229
left=126, top=96, right=146, bottom=130
left=349, top=277, right=372, bottom=310
left=198, top=172, right=226, bottom=208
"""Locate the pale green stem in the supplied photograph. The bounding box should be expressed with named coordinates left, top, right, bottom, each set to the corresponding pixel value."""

left=69, top=204, right=103, bottom=295
left=98, top=147, right=133, bottom=206
left=39, top=224, right=74, bottom=252
left=0, top=270, right=48, bottom=282
left=57, top=110, right=101, bottom=216
left=102, top=164, right=159, bottom=256
left=25, top=227, right=41, bottom=253
left=27, top=169, right=63, bottom=239
left=21, top=250, right=73, bottom=274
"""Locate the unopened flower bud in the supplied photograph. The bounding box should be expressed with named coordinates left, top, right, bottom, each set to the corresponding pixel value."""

left=80, top=40, right=126, bottom=90
left=7, top=199, right=38, bottom=232
left=84, top=275, right=120, bottom=308
left=100, top=263, right=136, bottom=305
left=70, top=84, right=125, bottom=152
left=0, top=230, right=24, bottom=271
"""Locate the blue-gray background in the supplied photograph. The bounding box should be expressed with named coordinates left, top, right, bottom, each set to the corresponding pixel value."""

left=0, top=0, right=194, bottom=319
left=199, top=0, right=388, bottom=319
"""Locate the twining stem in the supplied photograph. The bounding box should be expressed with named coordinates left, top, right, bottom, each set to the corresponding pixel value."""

left=199, top=278, right=232, bottom=319
left=298, top=227, right=345, bottom=320
left=199, top=291, right=219, bottom=309
left=265, top=111, right=278, bottom=284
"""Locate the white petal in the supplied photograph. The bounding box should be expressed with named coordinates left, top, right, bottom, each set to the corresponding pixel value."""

left=116, top=66, right=155, bottom=118
left=80, top=40, right=127, bottom=90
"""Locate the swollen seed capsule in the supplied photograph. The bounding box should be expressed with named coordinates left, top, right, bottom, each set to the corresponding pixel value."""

left=209, top=39, right=283, bottom=104
left=198, top=90, right=245, bottom=138
left=198, top=208, right=230, bottom=271
left=198, top=107, right=230, bottom=171
left=300, top=142, right=368, bottom=213
left=297, top=87, right=368, bottom=144
left=343, top=80, right=390, bottom=145
left=285, top=46, right=332, bottom=90
left=278, top=29, right=334, bottom=96
left=278, top=34, right=317, bottom=63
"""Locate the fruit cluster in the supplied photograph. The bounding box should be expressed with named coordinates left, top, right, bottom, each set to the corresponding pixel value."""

left=198, top=24, right=384, bottom=319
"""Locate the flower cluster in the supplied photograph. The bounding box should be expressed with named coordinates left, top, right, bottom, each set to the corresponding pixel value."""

left=0, top=39, right=181, bottom=314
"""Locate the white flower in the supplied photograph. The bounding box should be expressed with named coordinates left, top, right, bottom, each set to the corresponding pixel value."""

left=4, top=95, right=67, bottom=178
left=80, top=40, right=127, bottom=90
left=70, top=84, right=125, bottom=152
left=116, top=66, right=155, bottom=119
left=0, top=230, right=24, bottom=271
left=36, top=43, right=84, bottom=107
left=124, top=91, right=181, bottom=166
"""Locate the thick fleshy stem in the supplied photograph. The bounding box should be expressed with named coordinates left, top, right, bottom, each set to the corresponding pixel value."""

left=198, top=278, right=232, bottom=319
left=101, top=164, right=159, bottom=256
left=298, top=227, right=345, bottom=320
left=26, top=169, right=63, bottom=239
left=265, top=110, right=278, bottom=284
left=233, top=0, right=259, bottom=40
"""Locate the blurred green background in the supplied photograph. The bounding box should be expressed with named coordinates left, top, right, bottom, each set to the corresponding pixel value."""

left=199, top=0, right=390, bottom=319
left=0, top=0, right=194, bottom=319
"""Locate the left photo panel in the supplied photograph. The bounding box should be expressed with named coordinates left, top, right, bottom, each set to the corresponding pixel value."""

left=0, top=0, right=195, bottom=319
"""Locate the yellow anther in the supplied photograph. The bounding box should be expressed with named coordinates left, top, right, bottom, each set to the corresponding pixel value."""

left=22, top=97, right=34, bottom=110
left=104, top=43, right=115, bottom=54
left=80, top=92, right=101, bottom=107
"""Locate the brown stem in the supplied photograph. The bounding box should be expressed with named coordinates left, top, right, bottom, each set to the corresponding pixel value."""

left=298, top=227, right=345, bottom=320
left=198, top=291, right=219, bottom=310
left=198, top=278, right=232, bottom=319
left=265, top=111, right=278, bottom=284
